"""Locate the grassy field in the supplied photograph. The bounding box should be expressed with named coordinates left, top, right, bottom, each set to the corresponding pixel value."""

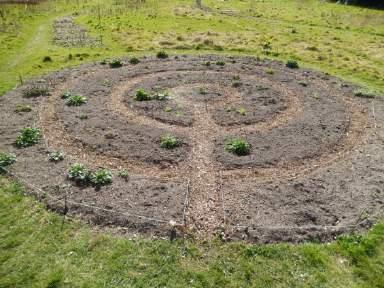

left=0, top=0, right=384, bottom=287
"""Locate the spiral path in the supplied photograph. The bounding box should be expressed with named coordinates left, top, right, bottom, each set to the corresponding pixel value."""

left=1, top=55, right=383, bottom=243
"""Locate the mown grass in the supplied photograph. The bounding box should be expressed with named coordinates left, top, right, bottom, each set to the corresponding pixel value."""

left=0, top=177, right=383, bottom=287
left=0, top=0, right=384, bottom=287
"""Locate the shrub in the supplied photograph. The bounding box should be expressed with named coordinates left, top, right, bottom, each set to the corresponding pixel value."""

left=129, top=57, right=140, bottom=65
left=225, top=138, right=251, bottom=156
left=109, top=59, right=123, bottom=68
left=15, top=127, right=41, bottom=148
left=354, top=89, right=376, bottom=99
left=286, top=59, right=299, bottom=69
left=23, top=86, right=49, bottom=98
left=135, top=89, right=151, bottom=101
left=160, top=134, right=182, bottom=149
left=67, top=163, right=91, bottom=183
left=49, top=151, right=64, bottom=162
left=0, top=152, right=16, bottom=173
left=66, top=95, right=87, bottom=106
left=90, top=169, right=113, bottom=186
left=156, top=51, right=169, bottom=59
left=15, top=104, right=32, bottom=113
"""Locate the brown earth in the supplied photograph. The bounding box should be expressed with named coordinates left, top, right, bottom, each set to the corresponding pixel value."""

left=0, top=54, right=383, bottom=243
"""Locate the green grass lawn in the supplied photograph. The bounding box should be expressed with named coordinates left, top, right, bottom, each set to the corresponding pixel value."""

left=0, top=0, right=384, bottom=287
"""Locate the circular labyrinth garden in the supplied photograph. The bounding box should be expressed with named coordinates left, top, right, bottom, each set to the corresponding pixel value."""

left=1, top=55, right=383, bottom=243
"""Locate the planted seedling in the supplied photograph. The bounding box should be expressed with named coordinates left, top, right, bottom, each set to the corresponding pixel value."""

left=225, top=138, right=251, bottom=156
left=164, top=106, right=173, bottom=112
left=90, top=169, right=113, bottom=186
left=157, top=51, right=168, bottom=59
left=15, top=127, right=41, bottom=148
left=109, top=59, right=123, bottom=68
left=236, top=107, right=247, bottom=116
left=286, top=59, right=299, bottom=69
left=15, top=104, right=32, bottom=113
left=68, top=163, right=91, bottom=184
left=49, top=151, right=64, bottom=162
left=0, top=152, right=16, bottom=173
left=135, top=88, right=151, bottom=101
left=265, top=68, right=274, bottom=75
left=66, top=95, right=87, bottom=106
left=118, top=169, right=129, bottom=180
left=216, top=61, right=225, bottom=66
left=23, top=86, right=49, bottom=98
left=129, top=57, right=140, bottom=65
left=160, top=134, right=182, bottom=149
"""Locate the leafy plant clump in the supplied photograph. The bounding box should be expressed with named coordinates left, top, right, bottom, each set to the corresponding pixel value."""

left=157, top=51, right=169, bottom=59
left=15, top=127, right=41, bottom=148
left=23, top=86, right=49, bottom=98
left=118, top=169, right=129, bottom=180
left=129, top=57, right=140, bottom=65
left=61, top=91, right=72, bottom=99
left=15, top=104, right=32, bottom=113
left=135, top=89, right=151, bottom=101
left=286, top=59, right=299, bottom=69
left=160, top=134, right=182, bottom=149
left=49, top=151, right=64, bottom=162
left=66, top=95, right=87, bottom=106
left=354, top=89, right=376, bottom=99
left=90, top=169, right=113, bottom=186
left=68, top=163, right=91, bottom=183
left=0, top=152, right=16, bottom=173
left=109, top=59, right=123, bottom=68
left=225, top=138, right=251, bottom=156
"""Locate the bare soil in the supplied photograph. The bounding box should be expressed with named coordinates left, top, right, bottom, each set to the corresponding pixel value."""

left=1, top=55, right=383, bottom=243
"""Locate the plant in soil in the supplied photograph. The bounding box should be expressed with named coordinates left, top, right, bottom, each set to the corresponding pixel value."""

left=23, top=86, right=49, bottom=98
left=49, top=151, right=64, bottom=162
left=61, top=91, right=72, bottom=99
left=67, top=163, right=91, bottom=184
left=129, top=57, right=140, bottom=64
left=225, top=138, right=251, bottom=156
left=15, top=127, right=41, bottom=148
left=135, top=88, right=152, bottom=101
left=286, top=59, right=299, bottom=69
left=0, top=152, right=16, bottom=174
left=156, top=51, right=169, bottom=59
left=66, top=95, right=87, bottom=106
left=236, top=107, right=247, bottom=116
left=14, top=104, right=32, bottom=113
left=118, top=169, right=129, bottom=180
left=160, top=134, right=182, bottom=149
left=109, top=59, right=123, bottom=68
left=90, top=169, right=113, bottom=186
left=216, top=61, right=225, bottom=66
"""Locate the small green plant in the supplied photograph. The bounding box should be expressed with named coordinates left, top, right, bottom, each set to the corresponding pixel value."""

left=49, top=151, right=64, bottom=162
left=23, top=86, right=49, bottom=98
left=90, top=169, right=113, bottom=186
left=265, top=68, right=275, bottom=75
left=61, top=91, right=72, bottom=99
left=0, top=152, right=16, bottom=173
left=236, top=107, right=247, bottom=116
left=204, top=61, right=211, bottom=66
left=15, top=127, right=41, bottom=148
left=135, top=89, right=151, bottom=101
left=164, top=106, right=173, bottom=112
left=225, top=138, right=251, bottom=156
left=286, top=59, right=299, bottom=69
left=42, top=56, right=52, bottom=62
left=129, top=57, right=140, bottom=65
left=66, top=95, right=87, bottom=106
left=118, top=169, right=129, bottom=180
left=199, top=87, right=207, bottom=95
left=160, top=134, right=182, bottom=149
left=157, top=51, right=169, bottom=59
left=216, top=61, right=225, bottom=66
left=68, top=163, right=91, bottom=183
left=354, top=89, right=376, bottom=99
left=152, top=91, right=168, bottom=100
left=14, top=104, right=32, bottom=113
left=298, top=81, right=308, bottom=87
left=109, top=59, right=123, bottom=68
left=78, top=113, right=88, bottom=120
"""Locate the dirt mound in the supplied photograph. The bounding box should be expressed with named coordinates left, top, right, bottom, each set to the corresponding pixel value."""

left=1, top=55, right=383, bottom=243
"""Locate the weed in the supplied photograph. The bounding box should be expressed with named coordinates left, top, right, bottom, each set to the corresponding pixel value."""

left=109, top=59, right=123, bottom=68
left=225, top=138, right=251, bottom=156
left=61, top=91, right=72, bottom=99
left=135, top=89, right=151, bottom=101
left=49, top=151, right=64, bottom=162
left=129, top=57, right=140, bottom=65
left=42, top=56, right=52, bottom=62
left=286, top=59, right=299, bottom=69
left=66, top=95, right=87, bottom=106
left=160, top=134, right=181, bottom=149
left=216, top=61, right=225, bottom=66
left=90, top=169, right=113, bottom=186
left=15, top=104, right=32, bottom=113
left=23, top=86, right=49, bottom=98
left=354, top=89, right=376, bottom=99
left=78, top=113, right=88, bottom=120
left=236, top=107, right=247, bottom=115
left=157, top=51, right=168, bottom=59
left=265, top=68, right=275, bottom=75
left=15, top=127, right=41, bottom=148
left=0, top=152, right=16, bottom=173
left=67, top=163, right=91, bottom=183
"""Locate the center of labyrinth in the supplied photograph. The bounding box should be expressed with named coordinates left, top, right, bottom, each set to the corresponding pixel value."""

left=2, top=55, right=382, bottom=242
